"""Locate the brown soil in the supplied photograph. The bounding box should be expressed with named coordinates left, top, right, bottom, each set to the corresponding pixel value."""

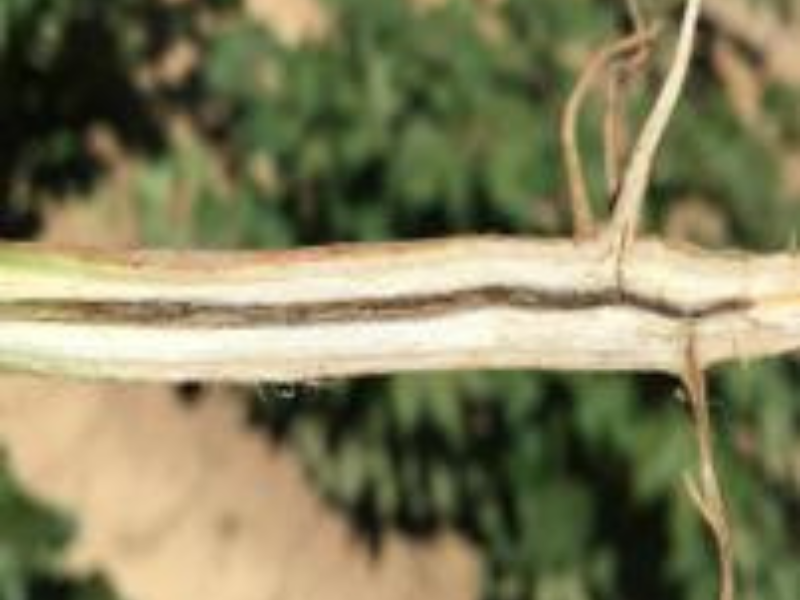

left=0, top=377, right=478, bottom=600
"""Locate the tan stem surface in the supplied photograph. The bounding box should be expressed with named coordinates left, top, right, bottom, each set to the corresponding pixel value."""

left=1, top=236, right=800, bottom=381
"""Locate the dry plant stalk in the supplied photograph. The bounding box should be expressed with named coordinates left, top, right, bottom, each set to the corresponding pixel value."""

left=0, top=2, right=783, bottom=597
left=2, top=234, right=800, bottom=382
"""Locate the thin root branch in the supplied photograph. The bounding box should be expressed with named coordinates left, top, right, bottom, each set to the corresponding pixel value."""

left=604, top=0, right=702, bottom=256
left=604, top=1, right=657, bottom=198
left=683, top=336, right=735, bottom=600
left=561, top=27, right=658, bottom=238
left=603, top=70, right=624, bottom=195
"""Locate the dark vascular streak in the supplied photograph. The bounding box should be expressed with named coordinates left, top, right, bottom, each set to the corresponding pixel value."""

left=0, top=285, right=751, bottom=327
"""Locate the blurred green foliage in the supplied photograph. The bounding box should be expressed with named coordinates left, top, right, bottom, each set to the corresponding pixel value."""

left=0, top=453, right=122, bottom=600
left=2, top=0, right=799, bottom=599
